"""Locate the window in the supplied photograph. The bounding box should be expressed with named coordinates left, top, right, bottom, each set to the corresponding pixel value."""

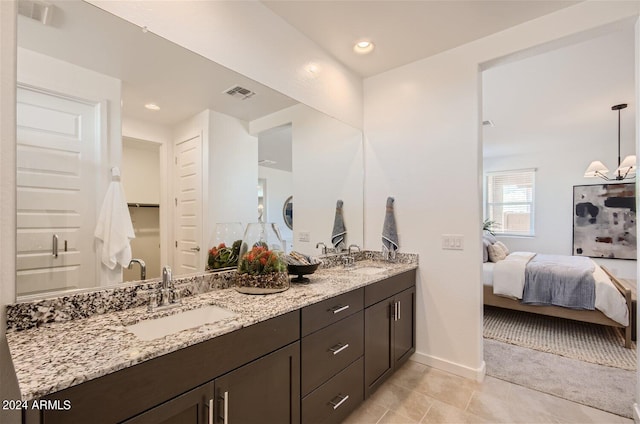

left=485, top=169, right=535, bottom=236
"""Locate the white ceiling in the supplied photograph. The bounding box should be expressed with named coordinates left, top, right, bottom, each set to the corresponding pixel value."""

left=262, top=0, right=580, bottom=77
left=17, top=0, right=298, bottom=126
left=19, top=0, right=622, bottom=168
left=482, top=24, right=635, bottom=159
left=258, top=125, right=293, bottom=172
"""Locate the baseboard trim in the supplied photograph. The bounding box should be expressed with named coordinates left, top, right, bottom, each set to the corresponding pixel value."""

left=633, top=402, right=640, bottom=423
left=411, top=351, right=486, bottom=382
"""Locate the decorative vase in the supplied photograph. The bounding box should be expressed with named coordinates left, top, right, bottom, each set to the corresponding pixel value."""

left=235, top=222, right=289, bottom=294
left=206, top=222, right=244, bottom=271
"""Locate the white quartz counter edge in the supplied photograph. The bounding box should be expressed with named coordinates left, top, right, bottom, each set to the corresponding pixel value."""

left=6, top=261, right=417, bottom=401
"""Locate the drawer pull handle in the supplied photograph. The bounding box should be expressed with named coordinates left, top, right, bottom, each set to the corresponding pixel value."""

left=329, top=394, right=350, bottom=410
left=204, top=398, right=214, bottom=424
left=331, top=305, right=350, bottom=314
left=329, top=343, right=350, bottom=355
left=218, top=391, right=229, bottom=423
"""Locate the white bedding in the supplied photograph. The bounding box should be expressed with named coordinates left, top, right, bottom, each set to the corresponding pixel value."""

left=483, top=254, right=629, bottom=327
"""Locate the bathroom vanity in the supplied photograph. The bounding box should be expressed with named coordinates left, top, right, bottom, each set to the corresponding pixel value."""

left=7, top=255, right=417, bottom=424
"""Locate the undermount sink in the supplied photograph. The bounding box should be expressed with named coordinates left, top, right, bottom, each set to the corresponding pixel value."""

left=125, top=305, right=238, bottom=341
left=349, top=266, right=387, bottom=275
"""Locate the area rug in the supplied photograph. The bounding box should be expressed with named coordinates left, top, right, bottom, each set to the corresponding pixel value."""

left=483, top=305, right=636, bottom=370
left=484, top=338, right=635, bottom=418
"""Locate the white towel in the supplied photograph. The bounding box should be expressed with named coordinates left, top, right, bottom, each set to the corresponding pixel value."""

left=94, top=167, right=135, bottom=270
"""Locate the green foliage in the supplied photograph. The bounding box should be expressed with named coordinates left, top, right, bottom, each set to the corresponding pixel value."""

left=483, top=219, right=499, bottom=235
left=238, top=245, right=286, bottom=275
left=207, top=240, right=241, bottom=270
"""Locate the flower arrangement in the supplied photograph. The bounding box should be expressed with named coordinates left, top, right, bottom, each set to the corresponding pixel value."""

left=236, top=242, right=288, bottom=294
left=238, top=243, right=287, bottom=275
left=207, top=240, right=241, bottom=270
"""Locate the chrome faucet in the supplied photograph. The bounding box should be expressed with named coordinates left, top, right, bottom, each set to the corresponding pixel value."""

left=147, top=266, right=181, bottom=312
left=128, top=258, right=146, bottom=280
left=162, top=266, right=172, bottom=289
left=316, top=242, right=328, bottom=255
left=348, top=244, right=361, bottom=255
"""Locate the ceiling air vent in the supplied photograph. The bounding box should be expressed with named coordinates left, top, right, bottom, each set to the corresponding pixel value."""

left=18, top=0, right=53, bottom=25
left=224, top=85, right=256, bottom=100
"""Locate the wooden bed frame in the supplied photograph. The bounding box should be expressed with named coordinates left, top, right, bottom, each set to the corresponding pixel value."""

left=483, top=266, right=634, bottom=348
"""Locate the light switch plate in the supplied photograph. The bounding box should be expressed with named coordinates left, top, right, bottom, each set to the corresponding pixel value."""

left=298, top=231, right=310, bottom=242
left=442, top=234, right=464, bottom=250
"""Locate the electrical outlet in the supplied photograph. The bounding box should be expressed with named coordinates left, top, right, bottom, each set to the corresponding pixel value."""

left=298, top=231, right=310, bottom=242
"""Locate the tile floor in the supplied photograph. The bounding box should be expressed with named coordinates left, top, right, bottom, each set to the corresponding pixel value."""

left=344, top=360, right=632, bottom=424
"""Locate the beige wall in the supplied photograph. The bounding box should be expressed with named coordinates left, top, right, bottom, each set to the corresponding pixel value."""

left=1, top=2, right=21, bottom=423
left=363, top=2, right=639, bottom=381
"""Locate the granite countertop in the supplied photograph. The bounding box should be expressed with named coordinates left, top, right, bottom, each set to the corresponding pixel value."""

left=6, top=260, right=417, bottom=401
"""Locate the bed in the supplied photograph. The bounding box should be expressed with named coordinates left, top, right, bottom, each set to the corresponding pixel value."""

left=483, top=253, right=633, bottom=348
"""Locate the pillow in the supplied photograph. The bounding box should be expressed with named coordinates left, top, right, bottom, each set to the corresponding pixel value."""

left=495, top=240, right=510, bottom=255
left=483, top=230, right=497, bottom=244
left=488, top=242, right=508, bottom=262
left=482, top=238, right=491, bottom=263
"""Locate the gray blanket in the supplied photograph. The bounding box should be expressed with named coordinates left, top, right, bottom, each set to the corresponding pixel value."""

left=522, top=254, right=596, bottom=310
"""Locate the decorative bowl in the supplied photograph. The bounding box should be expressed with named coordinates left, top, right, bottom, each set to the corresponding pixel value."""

left=287, top=263, right=320, bottom=283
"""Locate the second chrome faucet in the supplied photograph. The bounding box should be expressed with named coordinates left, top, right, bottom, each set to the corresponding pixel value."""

left=148, top=266, right=182, bottom=312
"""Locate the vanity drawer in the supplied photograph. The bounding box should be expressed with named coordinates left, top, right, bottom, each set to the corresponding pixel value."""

left=365, top=269, right=415, bottom=307
left=302, top=357, right=364, bottom=424
left=301, top=310, right=363, bottom=396
left=301, top=288, right=363, bottom=336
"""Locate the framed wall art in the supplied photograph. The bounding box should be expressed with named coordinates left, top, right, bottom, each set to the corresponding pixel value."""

left=573, top=183, right=636, bottom=260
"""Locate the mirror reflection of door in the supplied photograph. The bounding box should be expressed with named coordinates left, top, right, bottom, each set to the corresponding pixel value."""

left=121, top=137, right=161, bottom=282
left=173, top=134, right=204, bottom=275
left=16, top=86, right=100, bottom=297
left=258, top=124, right=293, bottom=252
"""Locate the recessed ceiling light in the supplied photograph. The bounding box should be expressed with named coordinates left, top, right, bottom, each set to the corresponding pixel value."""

left=144, top=103, right=160, bottom=111
left=354, top=40, right=374, bottom=54
left=305, top=63, right=320, bottom=74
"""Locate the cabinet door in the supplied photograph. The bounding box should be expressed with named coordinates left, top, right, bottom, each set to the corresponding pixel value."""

left=214, top=342, right=300, bottom=424
left=393, top=287, right=416, bottom=366
left=123, top=382, right=214, bottom=424
left=364, top=299, right=393, bottom=395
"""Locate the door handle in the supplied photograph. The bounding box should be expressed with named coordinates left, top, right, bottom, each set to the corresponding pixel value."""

left=190, top=246, right=201, bottom=252
left=218, top=391, right=229, bottom=423
left=52, top=234, right=58, bottom=258
left=204, top=398, right=214, bottom=424
left=397, top=300, right=401, bottom=320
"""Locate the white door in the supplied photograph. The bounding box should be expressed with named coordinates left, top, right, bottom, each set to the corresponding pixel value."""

left=16, top=86, right=99, bottom=296
left=173, top=134, right=203, bottom=274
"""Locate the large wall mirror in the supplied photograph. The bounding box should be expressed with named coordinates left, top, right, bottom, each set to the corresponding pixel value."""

left=15, top=0, right=364, bottom=301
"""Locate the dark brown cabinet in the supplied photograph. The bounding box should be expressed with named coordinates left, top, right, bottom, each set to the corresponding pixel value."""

left=364, top=270, right=416, bottom=397
left=123, top=383, right=214, bottom=424
left=300, top=288, right=365, bottom=424
left=123, top=342, right=300, bottom=424
left=214, top=342, right=300, bottom=424
left=24, top=269, right=416, bottom=424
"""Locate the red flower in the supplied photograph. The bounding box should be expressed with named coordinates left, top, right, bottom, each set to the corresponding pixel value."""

left=259, top=257, right=267, bottom=266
